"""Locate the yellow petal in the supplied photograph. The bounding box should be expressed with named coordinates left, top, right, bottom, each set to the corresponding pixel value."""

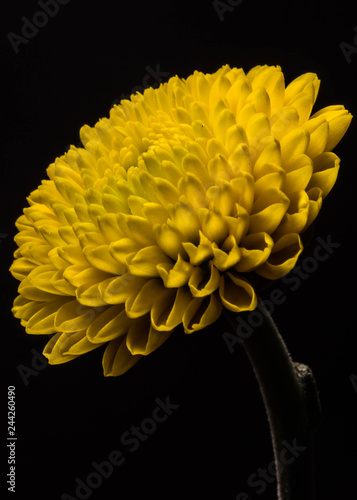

left=236, top=102, right=256, bottom=130
left=208, top=154, right=233, bottom=183
left=18, top=277, right=63, bottom=302
left=100, top=274, right=147, bottom=304
left=58, top=226, right=78, bottom=245
left=57, top=244, right=88, bottom=266
left=250, top=189, right=290, bottom=234
left=54, top=299, right=102, bottom=332
left=209, top=75, right=232, bottom=110
left=76, top=228, right=105, bottom=248
left=172, top=105, right=192, bottom=125
left=48, top=247, right=70, bottom=270
left=157, top=255, right=194, bottom=288
left=283, top=155, right=313, bottom=194
left=311, top=104, right=345, bottom=118
left=127, top=245, right=172, bottom=277
left=305, top=187, right=323, bottom=229
left=162, top=159, right=185, bottom=185
left=235, top=232, right=273, bottom=272
left=103, top=336, right=143, bottom=376
left=139, top=171, right=179, bottom=206
left=254, top=167, right=285, bottom=198
left=182, top=231, right=214, bottom=266
left=74, top=272, right=107, bottom=302
left=109, top=238, right=141, bottom=266
left=97, top=213, right=124, bottom=243
left=151, top=287, right=192, bottom=331
left=127, top=195, right=148, bottom=217
left=226, top=75, right=251, bottom=117
left=311, top=106, right=352, bottom=151
left=12, top=295, right=44, bottom=321
left=177, top=173, right=208, bottom=210
left=102, top=192, right=130, bottom=215
left=271, top=106, right=300, bottom=141
left=154, top=224, right=185, bottom=260
left=24, top=203, right=60, bottom=224
left=308, top=152, right=340, bottom=198
left=189, top=71, right=211, bottom=104
left=125, top=279, right=166, bottom=318
left=182, top=293, right=223, bottom=333
left=54, top=176, right=85, bottom=205
left=168, top=203, right=200, bottom=243
left=304, top=118, right=329, bottom=158
left=86, top=305, right=131, bottom=343
left=126, top=315, right=172, bottom=356
left=219, top=273, right=257, bottom=312
left=62, top=331, right=102, bottom=356
left=26, top=264, right=68, bottom=296
left=213, top=107, right=236, bottom=145
left=229, top=143, right=252, bottom=176
left=209, top=97, right=226, bottom=129
left=226, top=210, right=250, bottom=246
left=324, top=111, right=352, bottom=151
left=182, top=153, right=212, bottom=187
left=14, top=229, right=45, bottom=251
left=143, top=202, right=170, bottom=225
left=43, top=332, right=98, bottom=365
left=189, top=138, right=212, bottom=164
left=229, top=173, right=255, bottom=213
left=250, top=66, right=285, bottom=112
left=256, top=233, right=303, bottom=279
left=253, top=140, right=281, bottom=174
left=211, top=234, right=241, bottom=271
left=43, top=332, right=78, bottom=364
left=189, top=101, right=210, bottom=124
left=246, top=114, right=271, bottom=164
left=246, top=87, right=271, bottom=117
left=39, top=225, right=63, bottom=247
left=207, top=183, right=235, bottom=216
left=63, top=265, right=111, bottom=288
left=225, top=124, right=248, bottom=155
left=25, top=298, right=71, bottom=334
left=284, top=72, right=320, bottom=106
left=287, top=93, right=315, bottom=125
left=188, top=261, right=221, bottom=297
left=280, top=128, right=310, bottom=165
left=274, top=191, right=309, bottom=238
left=83, top=245, right=126, bottom=275
left=124, top=215, right=157, bottom=246
left=198, top=207, right=229, bottom=246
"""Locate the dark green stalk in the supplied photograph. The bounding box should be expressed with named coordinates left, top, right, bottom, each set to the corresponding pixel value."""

left=225, top=301, right=321, bottom=499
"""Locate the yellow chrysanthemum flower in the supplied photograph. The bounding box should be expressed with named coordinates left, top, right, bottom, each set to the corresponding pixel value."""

left=10, top=65, right=351, bottom=376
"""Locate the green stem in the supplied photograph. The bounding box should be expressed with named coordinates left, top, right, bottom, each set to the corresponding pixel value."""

left=224, top=301, right=321, bottom=500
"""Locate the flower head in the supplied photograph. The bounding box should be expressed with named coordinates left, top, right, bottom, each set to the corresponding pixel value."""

left=10, top=65, right=351, bottom=375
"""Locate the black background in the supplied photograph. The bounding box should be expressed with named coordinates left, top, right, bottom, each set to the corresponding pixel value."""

left=1, top=0, right=357, bottom=499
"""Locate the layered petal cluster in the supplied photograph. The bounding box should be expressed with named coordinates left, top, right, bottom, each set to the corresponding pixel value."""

left=10, top=65, right=351, bottom=375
